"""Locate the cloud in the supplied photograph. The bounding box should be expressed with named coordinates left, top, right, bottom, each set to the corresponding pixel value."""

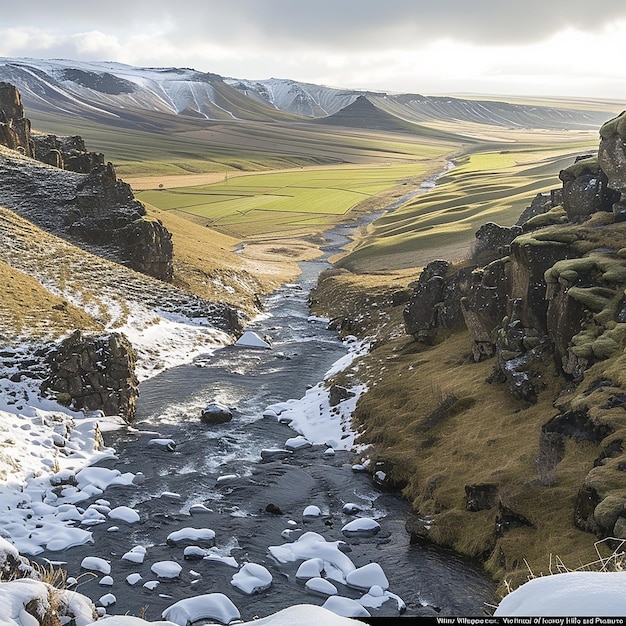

left=2, top=0, right=626, bottom=97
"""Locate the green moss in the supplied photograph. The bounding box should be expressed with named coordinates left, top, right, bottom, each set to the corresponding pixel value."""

left=560, top=157, right=600, bottom=179
left=524, top=207, right=567, bottom=230
left=592, top=336, right=621, bottom=359
left=56, top=392, right=72, bottom=406
left=600, top=111, right=626, bottom=140
left=545, top=257, right=597, bottom=284
left=568, top=286, right=614, bottom=312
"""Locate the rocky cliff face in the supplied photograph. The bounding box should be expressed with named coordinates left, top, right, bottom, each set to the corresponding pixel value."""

left=403, top=110, right=626, bottom=544
left=0, top=82, right=33, bottom=157
left=0, top=82, right=174, bottom=282
left=41, top=330, right=139, bottom=421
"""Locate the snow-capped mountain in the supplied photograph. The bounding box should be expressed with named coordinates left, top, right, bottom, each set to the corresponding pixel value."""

left=0, top=57, right=615, bottom=131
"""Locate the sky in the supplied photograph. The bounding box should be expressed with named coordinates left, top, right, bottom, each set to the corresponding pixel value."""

left=2, top=0, right=626, bottom=99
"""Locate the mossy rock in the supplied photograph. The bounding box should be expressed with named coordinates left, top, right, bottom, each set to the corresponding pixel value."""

left=594, top=494, right=626, bottom=533
left=559, top=157, right=601, bottom=180
left=600, top=111, right=626, bottom=140
left=56, top=392, right=72, bottom=406
left=567, top=286, right=615, bottom=312
left=592, top=336, right=621, bottom=359
left=524, top=208, right=568, bottom=230
left=545, top=257, right=597, bottom=284
left=613, top=516, right=626, bottom=539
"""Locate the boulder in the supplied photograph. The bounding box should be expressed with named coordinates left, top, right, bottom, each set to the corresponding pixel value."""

left=472, top=222, right=522, bottom=264
left=465, top=484, right=498, bottom=512
left=234, top=331, right=272, bottom=349
left=201, top=402, right=233, bottom=425
left=558, top=156, right=616, bottom=222
left=508, top=234, right=571, bottom=335
left=461, top=257, right=510, bottom=361
left=124, top=216, right=174, bottom=282
left=404, top=260, right=472, bottom=343
left=41, top=330, right=138, bottom=421
left=599, top=112, right=626, bottom=221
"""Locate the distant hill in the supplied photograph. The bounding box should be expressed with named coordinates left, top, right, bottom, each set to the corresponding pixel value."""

left=0, top=57, right=616, bottom=133
left=312, top=95, right=422, bottom=132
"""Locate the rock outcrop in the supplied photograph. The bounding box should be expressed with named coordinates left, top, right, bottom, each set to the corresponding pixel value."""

left=0, top=82, right=33, bottom=157
left=0, top=83, right=176, bottom=283
left=32, top=133, right=104, bottom=173
left=71, top=162, right=174, bottom=281
left=41, top=330, right=139, bottom=421
left=402, top=109, right=626, bottom=547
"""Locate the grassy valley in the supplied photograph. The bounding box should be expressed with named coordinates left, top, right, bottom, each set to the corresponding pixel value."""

left=2, top=75, right=624, bottom=600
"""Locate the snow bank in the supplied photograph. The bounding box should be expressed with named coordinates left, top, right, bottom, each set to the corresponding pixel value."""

left=494, top=570, right=626, bottom=616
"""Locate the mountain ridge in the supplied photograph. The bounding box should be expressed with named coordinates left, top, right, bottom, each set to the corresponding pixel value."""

left=0, top=57, right=616, bottom=133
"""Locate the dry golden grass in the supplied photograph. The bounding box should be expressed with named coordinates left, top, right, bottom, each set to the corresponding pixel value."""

left=0, top=261, right=100, bottom=344
left=311, top=268, right=617, bottom=596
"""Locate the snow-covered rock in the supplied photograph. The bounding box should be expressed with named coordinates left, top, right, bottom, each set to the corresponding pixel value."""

left=345, top=563, right=389, bottom=591
left=296, top=558, right=325, bottom=580
left=80, top=556, right=111, bottom=575
left=122, top=545, right=147, bottom=563
left=108, top=506, right=140, bottom=523
left=322, top=596, right=371, bottom=618
left=494, top=571, right=626, bottom=616
left=341, top=518, right=381, bottom=538
left=151, top=561, right=183, bottom=579
left=231, top=562, right=273, bottom=594
left=305, top=577, right=338, bottom=596
left=166, top=527, right=216, bottom=546
left=162, top=593, right=240, bottom=626
left=235, top=331, right=272, bottom=349
left=303, top=505, right=322, bottom=519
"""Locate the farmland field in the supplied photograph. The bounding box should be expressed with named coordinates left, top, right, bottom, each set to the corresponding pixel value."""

left=136, top=162, right=448, bottom=239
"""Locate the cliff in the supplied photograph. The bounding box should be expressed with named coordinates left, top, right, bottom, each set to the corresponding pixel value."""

left=311, top=110, right=626, bottom=592
left=0, top=84, right=252, bottom=421
left=0, top=81, right=174, bottom=282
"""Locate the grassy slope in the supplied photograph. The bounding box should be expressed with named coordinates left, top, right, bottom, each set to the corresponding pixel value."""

left=309, top=269, right=606, bottom=595
left=338, top=134, right=599, bottom=271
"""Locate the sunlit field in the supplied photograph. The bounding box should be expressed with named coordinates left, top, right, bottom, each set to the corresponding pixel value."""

left=338, top=138, right=599, bottom=271
left=136, top=162, right=446, bottom=238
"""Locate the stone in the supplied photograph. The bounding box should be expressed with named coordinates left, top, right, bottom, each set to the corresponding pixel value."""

left=558, top=157, right=616, bottom=222
left=599, top=113, right=626, bottom=222
left=472, top=222, right=522, bottom=264
left=593, top=494, right=626, bottom=535
left=32, top=133, right=105, bottom=173
left=0, top=82, right=34, bottom=157
left=41, top=330, right=138, bottom=421
left=508, top=235, right=571, bottom=335
left=404, top=260, right=473, bottom=343
left=461, top=258, right=510, bottom=361
left=465, top=484, right=498, bottom=512
left=124, top=216, right=174, bottom=282
left=200, top=402, right=233, bottom=425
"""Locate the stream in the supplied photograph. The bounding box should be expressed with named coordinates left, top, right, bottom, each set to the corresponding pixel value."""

left=39, top=178, right=496, bottom=622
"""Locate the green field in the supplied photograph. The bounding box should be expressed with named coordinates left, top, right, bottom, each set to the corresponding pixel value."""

left=137, top=162, right=447, bottom=238
left=29, top=101, right=603, bottom=268
left=338, top=141, right=599, bottom=271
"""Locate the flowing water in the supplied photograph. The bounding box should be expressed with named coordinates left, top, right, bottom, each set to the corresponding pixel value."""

left=39, top=181, right=496, bottom=622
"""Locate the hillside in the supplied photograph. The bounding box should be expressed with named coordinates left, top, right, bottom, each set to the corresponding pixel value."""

left=310, top=112, right=626, bottom=594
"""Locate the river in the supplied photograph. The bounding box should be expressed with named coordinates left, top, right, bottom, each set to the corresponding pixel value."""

left=38, top=179, right=495, bottom=622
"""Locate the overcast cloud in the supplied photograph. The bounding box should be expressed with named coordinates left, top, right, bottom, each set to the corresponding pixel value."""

left=2, top=0, right=626, bottom=98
